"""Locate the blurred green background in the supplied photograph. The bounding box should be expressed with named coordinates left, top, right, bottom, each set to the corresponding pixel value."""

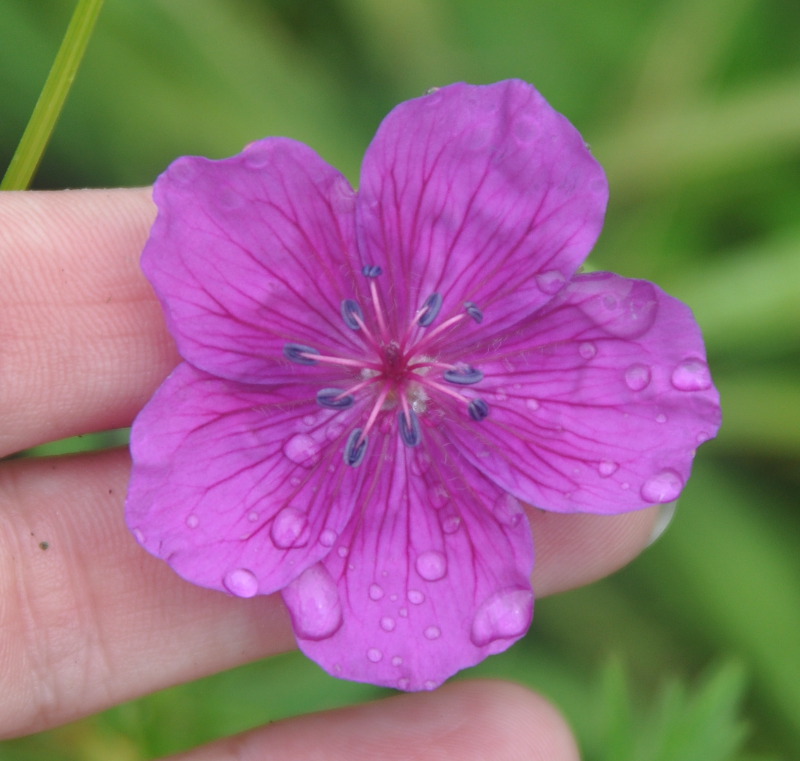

left=1, top=0, right=798, bottom=759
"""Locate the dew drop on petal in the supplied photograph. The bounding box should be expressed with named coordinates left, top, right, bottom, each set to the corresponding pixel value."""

left=424, top=625, right=441, bottom=640
left=391, top=656, right=404, bottom=667
left=337, top=546, right=349, bottom=558
left=247, top=511, right=260, bottom=523
left=624, top=363, right=651, bottom=392
left=367, top=647, right=383, bottom=663
left=470, top=589, right=534, bottom=647
left=398, top=677, right=411, bottom=690
left=430, top=487, right=449, bottom=509
left=380, top=616, right=396, bottom=632
left=536, top=269, right=566, bottom=294
left=399, top=607, right=409, bottom=618
left=493, top=493, right=524, bottom=527
left=656, top=413, right=667, bottom=424
left=185, top=514, right=199, bottom=529
left=525, top=398, right=540, bottom=412
left=415, top=550, right=447, bottom=581
left=598, top=460, right=619, bottom=478
left=132, top=528, right=145, bottom=544
left=319, top=528, right=337, bottom=547
left=441, top=514, right=462, bottom=534
left=223, top=568, right=259, bottom=598
left=283, top=433, right=321, bottom=468
left=641, top=469, right=684, bottom=503
left=578, top=341, right=597, bottom=359
left=369, top=583, right=385, bottom=601
left=270, top=507, right=309, bottom=549
left=671, top=359, right=712, bottom=391
left=408, top=589, right=425, bottom=605
left=282, top=564, right=343, bottom=640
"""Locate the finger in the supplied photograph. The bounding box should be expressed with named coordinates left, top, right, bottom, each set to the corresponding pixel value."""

left=0, top=448, right=654, bottom=738
left=165, top=681, right=579, bottom=761
left=0, top=189, right=178, bottom=456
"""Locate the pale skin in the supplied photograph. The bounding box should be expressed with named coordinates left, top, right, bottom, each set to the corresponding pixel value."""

left=0, top=188, right=659, bottom=760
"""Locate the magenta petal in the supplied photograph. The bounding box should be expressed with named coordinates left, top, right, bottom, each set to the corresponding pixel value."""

left=143, top=138, right=361, bottom=384
left=282, top=435, right=534, bottom=691
left=447, top=273, right=722, bottom=513
left=356, top=80, right=608, bottom=335
left=126, top=363, right=361, bottom=595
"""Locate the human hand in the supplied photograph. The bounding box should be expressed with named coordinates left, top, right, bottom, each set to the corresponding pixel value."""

left=0, top=188, right=658, bottom=759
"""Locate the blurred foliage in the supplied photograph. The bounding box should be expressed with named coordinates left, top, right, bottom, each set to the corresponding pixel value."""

left=1, top=0, right=799, bottom=759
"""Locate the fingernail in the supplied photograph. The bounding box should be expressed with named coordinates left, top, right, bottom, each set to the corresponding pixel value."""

left=647, top=501, right=677, bottom=546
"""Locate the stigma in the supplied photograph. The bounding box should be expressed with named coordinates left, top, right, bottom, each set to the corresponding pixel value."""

left=284, top=267, right=490, bottom=466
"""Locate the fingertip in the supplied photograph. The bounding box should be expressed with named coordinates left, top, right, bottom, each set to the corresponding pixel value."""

left=529, top=506, right=659, bottom=596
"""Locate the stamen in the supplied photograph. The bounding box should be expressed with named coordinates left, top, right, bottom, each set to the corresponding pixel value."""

left=417, top=292, right=443, bottom=327
left=362, top=265, right=383, bottom=278
left=464, top=301, right=484, bottom=324
left=316, top=388, right=356, bottom=410
left=341, top=299, right=363, bottom=330
left=306, top=353, right=381, bottom=371
left=443, top=366, right=484, bottom=385
left=398, top=409, right=422, bottom=447
left=410, top=313, right=466, bottom=356
left=468, top=398, right=490, bottom=421
left=284, top=343, right=320, bottom=365
left=344, top=428, right=368, bottom=466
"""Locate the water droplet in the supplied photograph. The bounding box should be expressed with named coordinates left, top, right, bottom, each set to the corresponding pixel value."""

left=247, top=511, right=260, bottom=523
left=408, top=589, right=425, bottom=605
left=132, top=528, right=145, bottom=544
left=656, top=413, right=667, bottom=424
left=641, top=469, right=684, bottom=503
left=398, top=677, right=411, bottom=690
left=671, top=359, right=712, bottom=391
left=536, top=269, right=566, bottom=294
left=337, top=546, right=349, bottom=558
left=380, top=616, right=396, bottom=632
left=369, top=583, right=384, bottom=601
left=244, top=145, right=271, bottom=168
left=289, top=476, right=301, bottom=487
left=319, top=528, right=337, bottom=547
left=441, top=514, right=462, bottom=534
left=430, top=487, right=449, bottom=509
left=696, top=431, right=711, bottom=444
left=303, top=414, right=317, bottom=426
left=283, top=433, right=321, bottom=469
left=424, top=679, right=437, bottom=690
left=578, top=341, right=597, bottom=359
left=493, top=493, right=524, bottom=527
left=525, top=398, right=540, bottom=412
left=398, top=607, right=409, bottom=618
left=282, top=564, right=343, bottom=640
left=624, top=363, right=651, bottom=392
left=269, top=507, right=309, bottom=549
left=367, top=647, right=383, bottom=663
left=598, top=460, right=618, bottom=478
left=391, top=656, right=404, bottom=667
left=424, top=625, right=441, bottom=640
left=186, top=514, right=199, bottom=529
left=415, top=550, right=447, bottom=581
left=471, top=588, right=533, bottom=647
left=223, top=568, right=259, bottom=598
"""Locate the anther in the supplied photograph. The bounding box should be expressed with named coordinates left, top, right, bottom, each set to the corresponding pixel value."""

left=418, top=293, right=443, bottom=327
left=443, top=366, right=484, bottom=385
left=468, top=398, right=490, bottom=422
left=362, top=265, right=383, bottom=278
left=344, top=428, right=368, bottom=466
left=398, top=409, right=422, bottom=447
left=284, top=343, right=320, bottom=365
left=341, top=299, right=363, bottom=330
left=316, top=388, right=356, bottom=410
left=464, top=301, right=484, bottom=323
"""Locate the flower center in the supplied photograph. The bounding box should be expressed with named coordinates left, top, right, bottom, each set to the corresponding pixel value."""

left=284, top=266, right=488, bottom=465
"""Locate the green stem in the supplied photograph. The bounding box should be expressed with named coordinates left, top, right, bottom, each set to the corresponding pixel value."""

left=1, top=0, right=105, bottom=190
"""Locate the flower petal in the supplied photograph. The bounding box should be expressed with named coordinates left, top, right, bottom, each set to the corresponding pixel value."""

left=356, top=80, right=607, bottom=337
left=444, top=272, right=722, bottom=513
left=126, top=362, right=364, bottom=595
left=282, top=433, right=535, bottom=691
left=143, top=138, right=362, bottom=384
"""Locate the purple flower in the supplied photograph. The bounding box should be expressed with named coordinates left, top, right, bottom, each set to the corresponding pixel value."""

left=126, top=80, right=721, bottom=691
